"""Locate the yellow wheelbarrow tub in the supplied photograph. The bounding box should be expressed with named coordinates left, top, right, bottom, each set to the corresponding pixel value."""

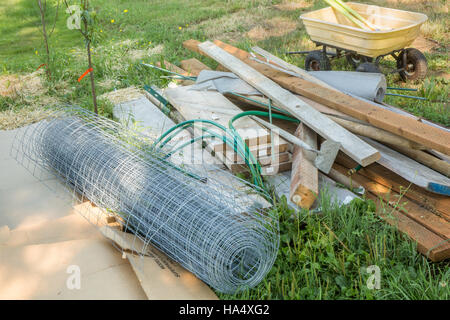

left=300, top=2, right=428, bottom=58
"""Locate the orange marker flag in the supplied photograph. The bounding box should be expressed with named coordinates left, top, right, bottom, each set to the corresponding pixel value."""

left=78, top=68, right=93, bottom=82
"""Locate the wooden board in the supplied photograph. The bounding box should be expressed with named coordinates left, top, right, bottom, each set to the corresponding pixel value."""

left=117, top=86, right=272, bottom=211
left=261, top=161, right=293, bottom=176
left=222, top=150, right=291, bottom=165
left=164, top=86, right=291, bottom=179
left=171, top=58, right=287, bottom=156
left=219, top=151, right=291, bottom=173
left=198, top=41, right=380, bottom=167
left=183, top=39, right=204, bottom=54
left=380, top=102, right=450, bottom=133
left=363, top=137, right=450, bottom=195
left=218, top=140, right=289, bottom=157
left=177, top=57, right=292, bottom=158
left=289, top=124, right=318, bottom=209
left=226, top=93, right=424, bottom=150
left=165, top=85, right=265, bottom=139
left=329, top=116, right=424, bottom=150
left=386, top=144, right=450, bottom=177
left=366, top=192, right=450, bottom=262
left=203, top=40, right=450, bottom=155
left=326, top=167, right=364, bottom=192
left=164, top=85, right=287, bottom=150
left=214, top=134, right=288, bottom=155
left=180, top=58, right=211, bottom=76
left=336, top=153, right=450, bottom=221
left=333, top=164, right=450, bottom=240
left=229, top=92, right=449, bottom=192
left=223, top=158, right=293, bottom=176
left=252, top=45, right=449, bottom=138
left=332, top=163, right=450, bottom=262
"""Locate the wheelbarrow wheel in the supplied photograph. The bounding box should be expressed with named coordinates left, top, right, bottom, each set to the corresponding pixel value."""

left=305, top=50, right=331, bottom=71
left=346, top=53, right=372, bottom=69
left=397, top=48, right=428, bottom=81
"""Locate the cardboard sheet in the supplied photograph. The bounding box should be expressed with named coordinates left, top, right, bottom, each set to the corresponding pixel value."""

left=0, top=238, right=147, bottom=299
left=102, top=227, right=218, bottom=300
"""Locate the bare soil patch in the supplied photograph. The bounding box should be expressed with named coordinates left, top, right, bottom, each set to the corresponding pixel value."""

left=273, top=1, right=311, bottom=11
left=246, top=17, right=298, bottom=41
left=411, top=36, right=441, bottom=53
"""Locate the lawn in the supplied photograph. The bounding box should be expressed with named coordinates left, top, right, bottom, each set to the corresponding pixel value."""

left=0, top=0, right=448, bottom=299
left=0, top=0, right=448, bottom=125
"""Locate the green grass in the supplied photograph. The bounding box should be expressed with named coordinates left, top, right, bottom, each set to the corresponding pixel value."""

left=219, top=195, right=449, bottom=299
left=0, top=0, right=448, bottom=300
left=0, top=0, right=271, bottom=116
left=0, top=0, right=448, bottom=124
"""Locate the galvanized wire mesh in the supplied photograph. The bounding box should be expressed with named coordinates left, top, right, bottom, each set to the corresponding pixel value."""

left=11, top=107, right=279, bottom=294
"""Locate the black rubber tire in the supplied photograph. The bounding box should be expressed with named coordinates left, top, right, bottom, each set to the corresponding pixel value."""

left=346, top=53, right=372, bottom=69
left=397, top=48, right=428, bottom=81
left=356, top=62, right=381, bottom=73
left=305, top=50, right=331, bottom=71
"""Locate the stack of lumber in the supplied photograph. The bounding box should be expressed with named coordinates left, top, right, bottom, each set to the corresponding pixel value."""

left=157, top=58, right=293, bottom=176
left=164, top=85, right=292, bottom=175
left=152, top=39, right=450, bottom=261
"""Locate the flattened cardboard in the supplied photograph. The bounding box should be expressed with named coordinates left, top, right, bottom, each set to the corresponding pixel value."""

left=101, top=227, right=218, bottom=300
left=0, top=238, right=147, bottom=300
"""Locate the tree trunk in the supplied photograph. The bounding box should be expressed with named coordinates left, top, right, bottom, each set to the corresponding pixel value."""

left=37, top=0, right=51, bottom=79
left=82, top=3, right=98, bottom=115
left=86, top=41, right=98, bottom=114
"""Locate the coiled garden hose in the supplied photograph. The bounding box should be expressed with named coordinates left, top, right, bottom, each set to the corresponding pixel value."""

left=152, top=119, right=264, bottom=187
left=153, top=110, right=300, bottom=190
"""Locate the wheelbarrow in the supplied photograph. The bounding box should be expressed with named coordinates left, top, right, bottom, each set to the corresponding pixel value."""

left=293, top=2, right=428, bottom=81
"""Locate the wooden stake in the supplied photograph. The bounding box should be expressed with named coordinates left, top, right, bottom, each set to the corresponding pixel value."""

left=290, top=124, right=318, bottom=209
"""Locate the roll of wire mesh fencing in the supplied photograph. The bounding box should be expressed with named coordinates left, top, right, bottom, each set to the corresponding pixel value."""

left=11, top=107, right=279, bottom=294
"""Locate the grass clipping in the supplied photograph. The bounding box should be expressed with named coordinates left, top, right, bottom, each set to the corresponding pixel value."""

left=0, top=106, right=53, bottom=130
left=0, top=70, right=57, bottom=130
left=0, top=70, right=46, bottom=98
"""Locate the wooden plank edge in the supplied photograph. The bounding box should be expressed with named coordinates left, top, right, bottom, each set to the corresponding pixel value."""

left=332, top=163, right=450, bottom=241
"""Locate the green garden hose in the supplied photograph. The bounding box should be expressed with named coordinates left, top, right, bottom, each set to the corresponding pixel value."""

left=152, top=119, right=264, bottom=187
left=153, top=110, right=300, bottom=190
